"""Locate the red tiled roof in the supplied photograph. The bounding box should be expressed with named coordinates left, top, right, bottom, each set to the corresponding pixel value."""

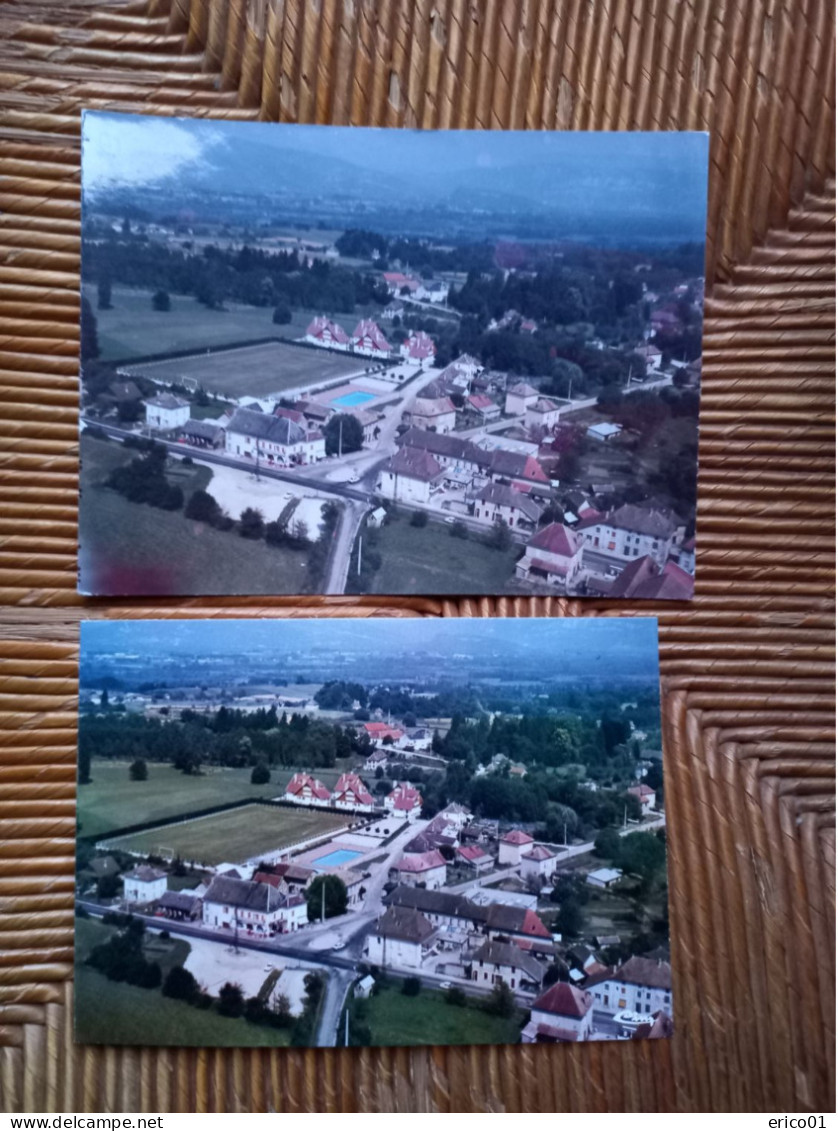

left=389, top=783, right=423, bottom=811
left=524, top=844, right=554, bottom=862
left=457, top=844, right=492, bottom=863
left=532, top=981, right=593, bottom=1019
left=520, top=909, right=552, bottom=938
left=364, top=722, right=404, bottom=740
left=628, top=784, right=655, bottom=797
left=403, top=331, right=435, bottom=359
left=399, top=849, right=446, bottom=873
left=528, top=523, right=580, bottom=559
left=352, top=319, right=390, bottom=352
left=468, top=393, right=496, bottom=410
left=529, top=557, right=568, bottom=577
left=501, top=829, right=533, bottom=845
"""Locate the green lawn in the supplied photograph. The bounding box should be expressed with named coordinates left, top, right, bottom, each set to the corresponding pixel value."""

left=84, top=283, right=385, bottom=367
left=355, top=517, right=520, bottom=596
left=74, top=964, right=291, bottom=1047
left=104, top=802, right=348, bottom=867
left=79, top=435, right=311, bottom=596
left=358, top=986, right=525, bottom=1048
left=78, top=760, right=357, bottom=840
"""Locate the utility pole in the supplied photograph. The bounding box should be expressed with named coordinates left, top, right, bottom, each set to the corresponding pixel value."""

left=357, top=534, right=362, bottom=576
left=338, top=416, right=343, bottom=459
left=345, top=1007, right=350, bottom=1047
left=623, top=804, right=628, bottom=830
left=563, top=822, right=567, bottom=848
left=321, top=879, right=326, bottom=924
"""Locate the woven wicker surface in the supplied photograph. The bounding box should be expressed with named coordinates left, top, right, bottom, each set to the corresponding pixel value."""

left=0, top=0, right=834, bottom=1113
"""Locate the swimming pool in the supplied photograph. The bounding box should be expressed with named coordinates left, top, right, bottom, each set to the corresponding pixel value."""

left=313, top=848, right=363, bottom=870
left=332, top=390, right=377, bottom=408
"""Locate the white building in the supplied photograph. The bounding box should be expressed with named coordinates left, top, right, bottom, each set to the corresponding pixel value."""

left=331, top=771, right=375, bottom=812
left=365, top=906, right=435, bottom=969
left=470, top=939, right=544, bottom=993
left=467, top=393, right=501, bottom=421
left=516, top=523, right=584, bottom=590
left=637, top=344, right=663, bottom=374
left=498, top=829, right=534, bottom=867
left=144, top=394, right=190, bottom=432
left=521, top=982, right=595, bottom=1042
left=524, top=397, right=563, bottom=433
left=305, top=316, right=350, bottom=351
left=400, top=331, right=436, bottom=369
left=627, top=783, right=656, bottom=814
left=283, top=771, right=332, bottom=807
left=386, top=782, right=423, bottom=822
left=505, top=382, right=539, bottom=416
left=376, top=446, right=443, bottom=506
left=408, top=397, right=457, bottom=434
left=520, top=844, right=556, bottom=882
left=587, top=956, right=673, bottom=1017
left=586, top=422, right=623, bottom=443
left=415, top=280, right=449, bottom=303
left=577, top=504, right=681, bottom=569
left=225, top=407, right=322, bottom=465
left=586, top=867, right=623, bottom=890
left=472, top=482, right=541, bottom=531
left=351, top=318, right=391, bottom=359
left=202, top=875, right=307, bottom=935
left=397, top=849, right=448, bottom=890
left=122, top=865, right=167, bottom=906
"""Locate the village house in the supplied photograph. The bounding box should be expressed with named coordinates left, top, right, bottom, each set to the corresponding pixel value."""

left=637, top=343, right=663, bottom=374
left=363, top=747, right=389, bottom=773
left=467, top=393, right=501, bottom=421
left=202, top=875, right=307, bottom=935
left=397, top=848, right=448, bottom=890
left=293, top=399, right=333, bottom=431
left=122, top=865, right=167, bottom=906
left=627, top=783, right=656, bottom=814
left=456, top=844, right=494, bottom=873
left=400, top=331, right=436, bottom=369
left=382, top=271, right=420, bottom=296
left=283, top=771, right=332, bottom=807
left=381, top=300, right=404, bottom=320
left=407, top=396, right=457, bottom=434
left=578, top=504, right=682, bottom=569
left=177, top=418, right=225, bottom=449
left=676, top=536, right=696, bottom=574
left=254, top=862, right=314, bottom=892
left=498, top=829, right=534, bottom=867
left=415, top=279, right=449, bottom=303
left=486, top=449, right=550, bottom=491
left=157, top=889, right=202, bottom=921
left=505, top=382, right=540, bottom=416
left=395, top=428, right=488, bottom=483
left=346, top=407, right=382, bottom=445
left=363, top=722, right=406, bottom=747
left=376, top=446, right=443, bottom=505
left=365, top=906, right=435, bottom=969
left=331, top=771, right=375, bottom=812
left=521, top=844, right=557, bottom=882
left=595, top=555, right=695, bottom=600
left=524, top=397, right=563, bottom=433
left=225, top=408, right=324, bottom=465
left=586, top=867, right=623, bottom=890
left=144, top=393, right=190, bottom=432
left=351, top=319, right=391, bottom=359
left=386, top=782, right=423, bottom=821
left=472, top=483, right=541, bottom=530
left=586, top=422, right=623, bottom=443
left=485, top=904, right=553, bottom=950
left=404, top=726, right=433, bottom=752
left=470, top=939, right=545, bottom=993
left=516, top=523, right=584, bottom=590
left=384, top=886, right=488, bottom=935
left=305, top=316, right=350, bottom=351
left=438, top=802, right=472, bottom=829
left=521, top=982, right=595, bottom=1043
left=587, top=955, right=673, bottom=1016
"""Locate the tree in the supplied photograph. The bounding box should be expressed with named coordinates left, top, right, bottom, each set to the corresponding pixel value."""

left=483, top=980, right=516, bottom=1018
left=250, top=761, right=270, bottom=785
left=80, top=296, right=99, bottom=363
left=162, top=964, right=198, bottom=1002
left=489, top=517, right=513, bottom=551
left=96, top=873, right=120, bottom=900
left=446, top=985, right=467, bottom=1007
left=306, top=874, right=348, bottom=921
left=239, top=507, right=265, bottom=540
left=556, top=897, right=583, bottom=938
left=152, top=290, right=171, bottom=312
left=185, top=489, right=224, bottom=527
left=129, top=758, right=148, bottom=781
left=97, top=273, right=112, bottom=310
left=593, top=827, right=621, bottom=860
left=450, top=520, right=468, bottom=540
left=217, top=982, right=245, bottom=1018
left=324, top=413, right=364, bottom=456
left=272, top=303, right=292, bottom=324
left=401, top=976, right=421, bottom=996
left=410, top=509, right=428, bottom=528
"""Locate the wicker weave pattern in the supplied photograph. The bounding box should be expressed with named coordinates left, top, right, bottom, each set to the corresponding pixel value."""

left=0, top=0, right=834, bottom=1113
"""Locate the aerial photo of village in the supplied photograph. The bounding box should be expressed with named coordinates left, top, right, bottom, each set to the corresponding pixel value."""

left=75, top=618, right=672, bottom=1050
left=78, top=114, right=707, bottom=597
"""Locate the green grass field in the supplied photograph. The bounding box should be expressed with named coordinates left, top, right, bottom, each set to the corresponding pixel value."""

left=78, top=760, right=357, bottom=840
left=356, top=517, right=520, bottom=596
left=79, top=435, right=311, bottom=595
left=74, top=963, right=291, bottom=1047
left=85, top=284, right=385, bottom=374
left=104, top=802, right=348, bottom=866
left=358, top=986, right=525, bottom=1047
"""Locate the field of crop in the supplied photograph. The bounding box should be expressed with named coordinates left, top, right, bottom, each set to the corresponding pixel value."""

left=104, top=802, right=347, bottom=867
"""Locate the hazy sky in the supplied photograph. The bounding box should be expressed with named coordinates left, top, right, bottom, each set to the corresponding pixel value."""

left=81, top=616, right=659, bottom=668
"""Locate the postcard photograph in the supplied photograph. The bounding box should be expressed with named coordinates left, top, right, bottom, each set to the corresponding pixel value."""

left=78, top=114, right=707, bottom=598
left=75, top=617, right=672, bottom=1049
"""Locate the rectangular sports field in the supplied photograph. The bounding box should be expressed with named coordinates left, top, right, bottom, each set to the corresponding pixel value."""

left=120, top=340, right=368, bottom=399
left=104, top=803, right=347, bottom=867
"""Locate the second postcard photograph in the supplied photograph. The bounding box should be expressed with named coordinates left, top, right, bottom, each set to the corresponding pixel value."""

left=78, top=114, right=706, bottom=599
